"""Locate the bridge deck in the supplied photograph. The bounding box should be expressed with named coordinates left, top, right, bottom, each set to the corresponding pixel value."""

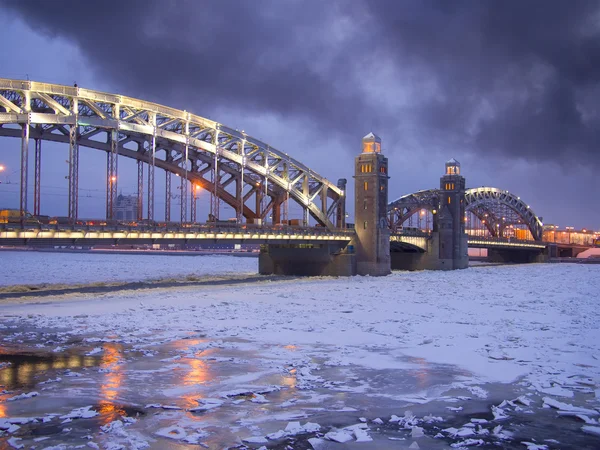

left=0, top=223, right=354, bottom=246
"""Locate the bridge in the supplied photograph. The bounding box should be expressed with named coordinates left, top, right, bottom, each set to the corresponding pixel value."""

left=0, top=78, right=345, bottom=229
left=0, top=78, right=586, bottom=275
left=386, top=181, right=550, bottom=268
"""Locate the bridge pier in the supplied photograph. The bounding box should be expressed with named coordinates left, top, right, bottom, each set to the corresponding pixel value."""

left=390, top=231, right=469, bottom=270
left=390, top=159, right=468, bottom=271
left=258, top=243, right=355, bottom=276
left=487, top=248, right=548, bottom=264
left=353, top=133, right=391, bottom=276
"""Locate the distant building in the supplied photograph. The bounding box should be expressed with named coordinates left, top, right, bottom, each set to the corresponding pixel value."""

left=115, top=194, right=138, bottom=221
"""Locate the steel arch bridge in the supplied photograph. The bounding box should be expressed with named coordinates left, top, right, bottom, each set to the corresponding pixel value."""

left=0, top=78, right=345, bottom=229
left=388, top=187, right=544, bottom=241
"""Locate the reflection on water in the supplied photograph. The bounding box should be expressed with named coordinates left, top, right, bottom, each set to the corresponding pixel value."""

left=412, top=356, right=431, bottom=388
left=0, top=352, right=101, bottom=389
left=171, top=339, right=215, bottom=409
left=0, top=350, right=103, bottom=418
left=98, top=343, right=125, bottom=424
left=282, top=367, right=297, bottom=389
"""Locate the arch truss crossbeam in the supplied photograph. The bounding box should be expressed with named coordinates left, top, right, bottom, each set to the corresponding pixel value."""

left=0, top=78, right=345, bottom=229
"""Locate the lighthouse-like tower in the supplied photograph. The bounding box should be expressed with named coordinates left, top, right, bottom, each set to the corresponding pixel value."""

left=353, top=132, right=391, bottom=276
left=437, top=158, right=468, bottom=269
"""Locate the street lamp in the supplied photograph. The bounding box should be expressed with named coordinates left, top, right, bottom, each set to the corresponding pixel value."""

left=0, top=164, right=5, bottom=172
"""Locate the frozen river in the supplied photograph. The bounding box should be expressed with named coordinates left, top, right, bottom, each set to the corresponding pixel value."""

left=0, top=250, right=258, bottom=286
left=1, top=261, right=599, bottom=449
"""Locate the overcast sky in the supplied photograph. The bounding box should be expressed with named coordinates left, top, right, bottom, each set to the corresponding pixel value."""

left=0, top=0, right=598, bottom=229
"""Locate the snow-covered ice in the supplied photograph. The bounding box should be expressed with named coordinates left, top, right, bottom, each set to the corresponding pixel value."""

left=1, top=260, right=599, bottom=448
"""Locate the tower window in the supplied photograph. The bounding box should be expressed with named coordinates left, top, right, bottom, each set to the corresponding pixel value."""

left=364, top=221, right=368, bottom=229
left=448, top=196, right=451, bottom=204
left=364, top=181, right=368, bottom=191
left=380, top=185, right=385, bottom=192
left=363, top=199, right=367, bottom=210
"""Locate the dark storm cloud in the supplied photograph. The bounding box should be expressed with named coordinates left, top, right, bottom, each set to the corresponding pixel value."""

left=365, top=0, right=600, bottom=162
left=2, top=0, right=600, bottom=165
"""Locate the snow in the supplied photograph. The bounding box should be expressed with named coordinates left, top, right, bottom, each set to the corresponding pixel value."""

left=581, top=425, right=600, bottom=437
left=59, top=406, right=99, bottom=420
left=4, top=263, right=595, bottom=392
left=6, top=391, right=38, bottom=402
left=324, top=430, right=354, bottom=443
left=0, top=250, right=256, bottom=286
left=1, top=260, right=600, bottom=446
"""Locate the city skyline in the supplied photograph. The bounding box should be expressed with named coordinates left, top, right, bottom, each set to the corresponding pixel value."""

left=0, top=0, right=599, bottom=229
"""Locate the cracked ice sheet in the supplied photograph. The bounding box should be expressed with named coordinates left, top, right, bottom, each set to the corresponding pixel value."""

left=2, top=263, right=600, bottom=399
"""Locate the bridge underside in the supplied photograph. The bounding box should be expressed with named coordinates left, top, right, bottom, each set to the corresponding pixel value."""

left=485, top=247, right=548, bottom=264
left=258, top=242, right=355, bottom=276
left=389, top=232, right=468, bottom=271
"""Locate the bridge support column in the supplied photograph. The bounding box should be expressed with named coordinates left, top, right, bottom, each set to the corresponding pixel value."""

left=211, top=132, right=220, bottom=220
left=180, top=175, right=187, bottom=223
left=259, top=243, right=355, bottom=276
left=20, top=125, right=30, bottom=219
left=272, top=199, right=281, bottom=224
left=106, top=130, right=118, bottom=221
left=191, top=183, right=198, bottom=223
left=353, top=133, right=391, bottom=276
left=436, top=159, right=468, bottom=270
left=148, top=112, right=156, bottom=221
left=137, top=160, right=144, bottom=221
left=181, top=142, right=188, bottom=223
left=336, top=178, right=347, bottom=229
left=33, top=138, right=41, bottom=216
left=165, top=171, right=171, bottom=222
left=487, top=248, right=548, bottom=264
left=68, top=124, right=79, bottom=222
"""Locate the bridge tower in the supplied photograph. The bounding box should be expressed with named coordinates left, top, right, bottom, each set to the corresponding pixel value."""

left=353, top=133, right=391, bottom=276
left=437, top=158, right=468, bottom=269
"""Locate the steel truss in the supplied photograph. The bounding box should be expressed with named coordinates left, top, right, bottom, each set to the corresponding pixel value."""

left=388, top=187, right=543, bottom=241
left=0, top=79, right=345, bottom=228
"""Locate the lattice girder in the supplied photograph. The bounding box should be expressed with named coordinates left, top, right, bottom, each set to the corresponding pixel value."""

left=0, top=79, right=344, bottom=228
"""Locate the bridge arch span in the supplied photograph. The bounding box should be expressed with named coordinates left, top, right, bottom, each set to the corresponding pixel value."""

left=465, top=187, right=543, bottom=241
left=0, top=78, right=344, bottom=228
left=388, top=187, right=544, bottom=241
left=387, top=189, right=439, bottom=227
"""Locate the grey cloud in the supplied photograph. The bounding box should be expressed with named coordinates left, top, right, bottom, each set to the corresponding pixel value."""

left=2, top=0, right=600, bottom=166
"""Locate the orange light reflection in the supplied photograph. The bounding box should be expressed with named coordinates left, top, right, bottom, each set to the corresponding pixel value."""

left=99, top=343, right=124, bottom=424
left=181, top=350, right=213, bottom=409
left=413, top=357, right=430, bottom=388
